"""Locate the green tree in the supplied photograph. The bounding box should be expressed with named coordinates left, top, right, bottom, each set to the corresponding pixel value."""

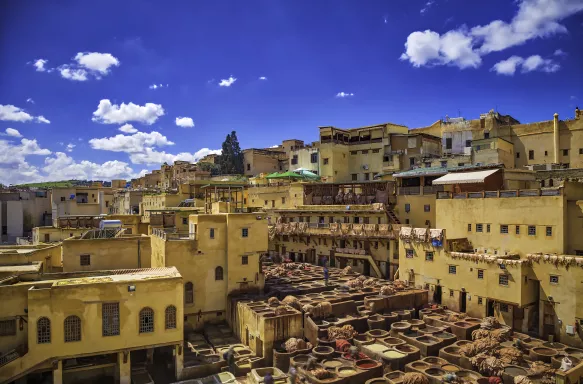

left=219, top=131, right=244, bottom=174
left=197, top=162, right=221, bottom=176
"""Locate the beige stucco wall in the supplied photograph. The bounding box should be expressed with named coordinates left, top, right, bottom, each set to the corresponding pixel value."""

left=394, top=195, right=436, bottom=227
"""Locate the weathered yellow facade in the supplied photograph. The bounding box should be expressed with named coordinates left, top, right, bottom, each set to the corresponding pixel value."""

left=0, top=267, right=184, bottom=384
left=150, top=209, right=267, bottom=330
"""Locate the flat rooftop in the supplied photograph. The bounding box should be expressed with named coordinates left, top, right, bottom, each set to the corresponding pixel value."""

left=0, top=267, right=181, bottom=287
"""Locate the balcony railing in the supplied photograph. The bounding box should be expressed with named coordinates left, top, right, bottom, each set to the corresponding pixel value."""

left=398, top=185, right=445, bottom=196
left=437, top=188, right=562, bottom=199
left=271, top=222, right=394, bottom=238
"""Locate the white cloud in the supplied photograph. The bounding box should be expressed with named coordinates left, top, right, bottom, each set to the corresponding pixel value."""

left=336, top=92, right=354, bottom=98
left=149, top=83, right=168, bottom=89
left=522, top=55, right=560, bottom=72
left=89, top=131, right=174, bottom=153
left=492, top=54, right=560, bottom=75
left=26, top=98, right=34, bottom=104
left=175, top=116, right=195, bottom=128
left=59, top=67, right=89, bottom=81
left=491, top=56, right=524, bottom=75
left=219, top=76, right=237, bottom=87
left=400, top=29, right=481, bottom=69
left=66, top=143, right=76, bottom=152
left=33, top=59, right=48, bottom=72
left=92, top=99, right=165, bottom=125
left=0, top=138, right=51, bottom=166
left=74, top=52, right=120, bottom=74
left=259, top=76, right=267, bottom=80
left=269, top=145, right=280, bottom=148
left=42, top=152, right=138, bottom=181
left=36, top=116, right=50, bottom=124
left=5, top=128, right=22, bottom=138
left=420, top=0, right=434, bottom=14
left=554, top=49, right=567, bottom=56
left=129, top=148, right=221, bottom=165
left=0, top=105, right=34, bottom=122
left=119, top=123, right=138, bottom=134
left=401, top=0, right=583, bottom=69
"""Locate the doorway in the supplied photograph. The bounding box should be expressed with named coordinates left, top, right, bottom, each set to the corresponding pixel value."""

left=487, top=299, right=495, bottom=317
left=434, top=285, right=442, bottom=304
left=460, top=291, right=467, bottom=313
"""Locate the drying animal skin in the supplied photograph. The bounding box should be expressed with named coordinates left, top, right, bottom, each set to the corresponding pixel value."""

left=327, top=325, right=358, bottom=340
left=281, top=295, right=301, bottom=311
left=402, top=372, right=429, bottom=384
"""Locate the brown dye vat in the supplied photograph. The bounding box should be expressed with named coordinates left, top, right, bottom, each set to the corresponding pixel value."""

left=395, top=345, right=416, bottom=353
left=336, top=366, right=357, bottom=377
left=456, top=370, right=481, bottom=380
left=409, top=319, right=425, bottom=328
left=411, top=362, right=430, bottom=369
left=565, top=348, right=583, bottom=358
left=356, top=359, right=380, bottom=369
left=504, top=366, right=528, bottom=376
left=416, top=336, right=439, bottom=344
left=443, top=346, right=460, bottom=354
left=384, top=371, right=405, bottom=384
left=365, top=379, right=389, bottom=384
left=453, top=321, right=471, bottom=327
left=423, top=357, right=447, bottom=365
left=367, top=329, right=390, bottom=339
left=441, top=364, right=459, bottom=372
left=382, top=337, right=406, bottom=346
left=425, top=368, right=445, bottom=376
left=532, top=347, right=557, bottom=355
left=322, top=359, right=344, bottom=368
left=290, top=354, right=310, bottom=368
left=543, top=341, right=567, bottom=350
left=455, top=340, right=471, bottom=347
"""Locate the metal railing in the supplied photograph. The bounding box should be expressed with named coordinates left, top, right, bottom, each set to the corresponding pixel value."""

left=437, top=188, right=562, bottom=199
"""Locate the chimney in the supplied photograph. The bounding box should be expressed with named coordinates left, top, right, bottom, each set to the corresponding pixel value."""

left=553, top=113, right=559, bottom=164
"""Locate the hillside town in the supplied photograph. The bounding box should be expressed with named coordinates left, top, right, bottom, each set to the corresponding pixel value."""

left=0, top=108, right=582, bottom=384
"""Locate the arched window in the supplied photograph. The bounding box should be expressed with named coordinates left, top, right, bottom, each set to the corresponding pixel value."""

left=185, top=282, right=193, bottom=304
left=139, top=307, right=154, bottom=333
left=64, top=315, right=81, bottom=342
left=165, top=306, right=177, bottom=329
left=37, top=317, right=51, bottom=344
left=215, top=266, right=224, bottom=281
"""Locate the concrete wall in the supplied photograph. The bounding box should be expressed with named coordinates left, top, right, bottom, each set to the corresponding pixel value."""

left=7, top=201, right=24, bottom=240
left=33, top=227, right=87, bottom=245
left=436, top=195, right=566, bottom=255
left=395, top=195, right=436, bottom=227
left=0, top=244, right=62, bottom=271
left=62, top=236, right=152, bottom=272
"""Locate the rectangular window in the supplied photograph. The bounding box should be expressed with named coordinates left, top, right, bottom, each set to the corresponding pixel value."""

left=580, top=148, right=583, bottom=155
left=210, top=228, right=215, bottom=239
left=528, top=150, right=534, bottom=160
left=424, top=162, right=431, bottom=168
left=528, top=226, right=536, bottom=236
left=242, top=256, right=248, bottom=265
left=449, top=290, right=454, bottom=297
left=410, top=158, right=415, bottom=167
left=80, top=254, right=91, bottom=266
left=487, top=224, right=491, bottom=233
left=465, top=140, right=472, bottom=147
left=310, top=153, right=318, bottom=163
left=364, top=173, right=370, bottom=181
left=440, top=161, right=447, bottom=168
left=61, top=196, right=66, bottom=201
left=282, top=197, right=286, bottom=204
left=354, top=217, right=360, bottom=224
left=405, top=203, right=410, bottom=213
left=425, top=252, right=434, bottom=261
left=546, top=226, right=552, bottom=236
left=478, top=297, right=483, bottom=305
left=563, top=149, right=569, bottom=156
left=362, top=150, right=369, bottom=154
left=424, top=204, right=430, bottom=212
left=372, top=149, right=380, bottom=153
left=182, top=218, right=188, bottom=225
left=468, top=224, right=472, bottom=232
left=445, top=138, right=452, bottom=150
left=449, top=265, right=457, bottom=274
left=350, top=151, right=357, bottom=155
left=499, top=274, right=509, bottom=286
left=351, top=174, right=358, bottom=181
left=550, top=275, right=559, bottom=284
left=242, top=228, right=249, bottom=237
left=323, top=158, right=329, bottom=165
left=247, top=164, right=251, bottom=171
left=406, top=249, right=414, bottom=258
left=484, top=132, right=490, bottom=139
left=516, top=225, right=520, bottom=235
left=363, top=217, right=370, bottom=224
left=500, top=225, right=508, bottom=234
left=476, top=224, right=483, bottom=232
left=102, top=302, right=120, bottom=336
left=500, top=303, right=509, bottom=312
left=477, top=269, right=484, bottom=279
left=0, top=319, right=16, bottom=336
left=516, top=152, right=520, bottom=159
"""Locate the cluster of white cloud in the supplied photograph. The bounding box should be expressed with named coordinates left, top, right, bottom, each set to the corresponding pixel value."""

left=259, top=76, right=267, bottom=80
left=33, top=52, right=120, bottom=82
left=89, top=131, right=174, bottom=153
left=492, top=54, right=560, bottom=75
left=336, top=92, right=354, bottom=98
left=4, top=128, right=22, bottom=138
left=129, top=147, right=222, bottom=165
left=175, top=116, right=194, bottom=128
left=219, top=76, right=237, bottom=87
left=118, top=123, right=138, bottom=134
left=149, top=83, right=169, bottom=89
left=0, top=104, right=50, bottom=124
left=66, top=143, right=76, bottom=152
left=400, top=0, right=583, bottom=71
left=92, top=99, right=165, bottom=125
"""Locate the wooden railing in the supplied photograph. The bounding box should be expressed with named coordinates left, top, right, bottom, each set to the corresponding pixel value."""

left=437, top=188, right=562, bottom=199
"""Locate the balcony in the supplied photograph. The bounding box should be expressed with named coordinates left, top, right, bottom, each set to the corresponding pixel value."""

left=398, top=185, right=444, bottom=196
left=437, top=188, right=562, bottom=199
left=270, top=222, right=395, bottom=239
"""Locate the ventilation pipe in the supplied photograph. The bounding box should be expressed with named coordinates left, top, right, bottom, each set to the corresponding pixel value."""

left=553, top=113, right=559, bottom=164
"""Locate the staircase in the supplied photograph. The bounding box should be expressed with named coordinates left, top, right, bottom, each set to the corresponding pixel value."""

left=0, top=351, right=52, bottom=384
left=385, top=206, right=401, bottom=224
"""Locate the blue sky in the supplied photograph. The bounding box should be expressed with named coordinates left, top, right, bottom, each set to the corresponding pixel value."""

left=1, top=0, right=582, bottom=184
